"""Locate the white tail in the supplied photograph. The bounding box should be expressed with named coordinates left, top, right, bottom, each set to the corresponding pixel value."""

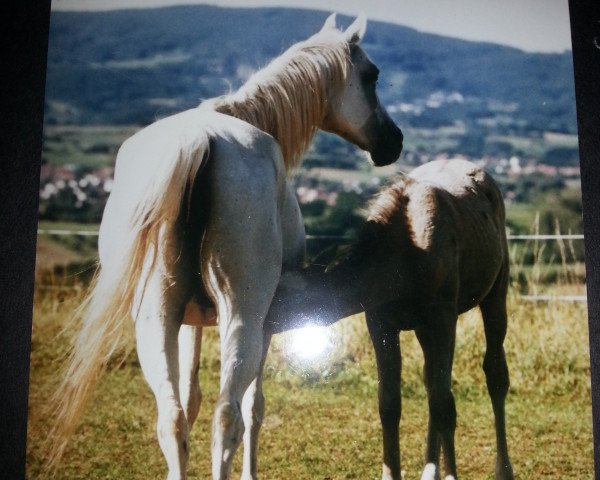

left=46, top=113, right=211, bottom=470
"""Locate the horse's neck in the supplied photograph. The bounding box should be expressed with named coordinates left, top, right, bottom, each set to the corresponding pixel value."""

left=209, top=72, right=326, bottom=172
left=207, top=39, right=349, bottom=171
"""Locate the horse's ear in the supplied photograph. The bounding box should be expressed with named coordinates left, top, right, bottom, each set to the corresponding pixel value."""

left=320, top=13, right=337, bottom=32
left=345, top=13, right=367, bottom=44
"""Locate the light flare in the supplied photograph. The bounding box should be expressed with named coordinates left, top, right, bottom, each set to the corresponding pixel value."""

left=286, top=324, right=333, bottom=363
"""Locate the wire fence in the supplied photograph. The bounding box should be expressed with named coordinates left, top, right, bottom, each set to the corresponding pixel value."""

left=36, top=229, right=587, bottom=302
left=37, top=229, right=586, bottom=242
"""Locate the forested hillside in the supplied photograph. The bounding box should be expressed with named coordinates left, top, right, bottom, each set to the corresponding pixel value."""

left=45, top=6, right=576, bottom=135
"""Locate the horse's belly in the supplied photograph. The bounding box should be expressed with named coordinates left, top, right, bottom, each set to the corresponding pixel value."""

left=457, top=250, right=503, bottom=313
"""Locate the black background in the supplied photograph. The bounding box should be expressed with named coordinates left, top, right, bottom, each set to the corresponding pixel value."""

left=0, top=1, right=51, bottom=478
left=569, top=1, right=600, bottom=476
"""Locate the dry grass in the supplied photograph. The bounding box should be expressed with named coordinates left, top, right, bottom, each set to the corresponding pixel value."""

left=27, top=248, right=592, bottom=479
left=27, top=296, right=592, bottom=478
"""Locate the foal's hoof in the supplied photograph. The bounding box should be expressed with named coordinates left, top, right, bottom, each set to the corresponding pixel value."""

left=380, top=465, right=404, bottom=480
left=419, top=463, right=458, bottom=480
left=420, top=463, right=441, bottom=480
left=495, top=461, right=514, bottom=480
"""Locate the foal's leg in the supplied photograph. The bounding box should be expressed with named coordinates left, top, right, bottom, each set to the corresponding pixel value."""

left=135, top=272, right=190, bottom=480
left=366, top=312, right=402, bottom=480
left=415, top=308, right=458, bottom=480
left=241, top=333, right=272, bottom=480
left=480, top=268, right=514, bottom=480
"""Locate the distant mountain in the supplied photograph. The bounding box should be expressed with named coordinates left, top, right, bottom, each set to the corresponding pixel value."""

left=44, top=5, right=577, bottom=135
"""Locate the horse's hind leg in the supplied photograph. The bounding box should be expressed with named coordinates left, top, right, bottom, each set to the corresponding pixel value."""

left=135, top=273, right=190, bottom=480
left=210, top=293, right=275, bottom=480
left=179, top=304, right=217, bottom=430
left=366, top=311, right=402, bottom=480
left=241, top=333, right=272, bottom=480
left=480, top=267, right=514, bottom=480
left=203, top=139, right=284, bottom=479
left=178, top=323, right=202, bottom=430
left=205, top=241, right=281, bottom=480
left=415, top=307, right=458, bottom=480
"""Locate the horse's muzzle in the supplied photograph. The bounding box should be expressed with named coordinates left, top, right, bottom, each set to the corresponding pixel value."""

left=366, top=109, right=404, bottom=167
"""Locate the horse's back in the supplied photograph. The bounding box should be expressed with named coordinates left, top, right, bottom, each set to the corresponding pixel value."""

left=98, top=105, right=303, bottom=299
left=111, top=106, right=283, bottom=191
left=408, top=159, right=507, bottom=311
left=409, top=159, right=503, bottom=212
left=101, top=107, right=284, bottom=236
left=408, top=159, right=505, bottom=235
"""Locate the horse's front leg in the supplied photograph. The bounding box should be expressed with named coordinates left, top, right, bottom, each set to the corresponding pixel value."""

left=135, top=272, right=190, bottom=480
left=415, top=307, right=458, bottom=480
left=366, top=311, right=402, bottom=480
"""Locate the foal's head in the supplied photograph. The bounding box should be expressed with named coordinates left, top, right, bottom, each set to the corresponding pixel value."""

left=318, top=14, right=404, bottom=167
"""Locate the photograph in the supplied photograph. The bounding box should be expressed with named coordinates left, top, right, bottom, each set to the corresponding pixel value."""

left=25, top=1, right=592, bottom=478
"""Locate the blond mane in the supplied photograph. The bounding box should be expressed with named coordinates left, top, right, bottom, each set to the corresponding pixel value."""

left=207, top=31, right=350, bottom=172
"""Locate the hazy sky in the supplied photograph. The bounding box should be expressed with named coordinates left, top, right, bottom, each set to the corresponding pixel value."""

left=51, top=0, right=573, bottom=53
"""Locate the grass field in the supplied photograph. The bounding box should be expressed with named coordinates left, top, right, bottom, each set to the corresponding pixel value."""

left=33, top=121, right=589, bottom=478
left=43, top=126, right=139, bottom=168
left=26, top=268, right=592, bottom=479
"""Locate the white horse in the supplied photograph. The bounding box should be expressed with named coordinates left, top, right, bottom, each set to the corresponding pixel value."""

left=47, top=14, right=403, bottom=480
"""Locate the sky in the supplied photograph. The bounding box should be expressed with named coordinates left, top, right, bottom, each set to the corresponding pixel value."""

left=50, top=0, right=573, bottom=53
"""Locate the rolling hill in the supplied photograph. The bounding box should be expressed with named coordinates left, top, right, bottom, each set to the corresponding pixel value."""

left=45, top=5, right=576, bottom=135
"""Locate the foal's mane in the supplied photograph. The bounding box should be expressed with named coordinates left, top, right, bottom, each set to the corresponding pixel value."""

left=207, top=30, right=350, bottom=172
left=367, top=175, right=414, bottom=226
left=353, top=174, right=428, bottom=252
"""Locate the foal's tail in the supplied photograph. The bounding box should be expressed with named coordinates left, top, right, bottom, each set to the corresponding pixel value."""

left=45, top=119, right=211, bottom=471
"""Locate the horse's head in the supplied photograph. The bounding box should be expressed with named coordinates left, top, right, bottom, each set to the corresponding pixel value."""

left=320, top=14, right=404, bottom=167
